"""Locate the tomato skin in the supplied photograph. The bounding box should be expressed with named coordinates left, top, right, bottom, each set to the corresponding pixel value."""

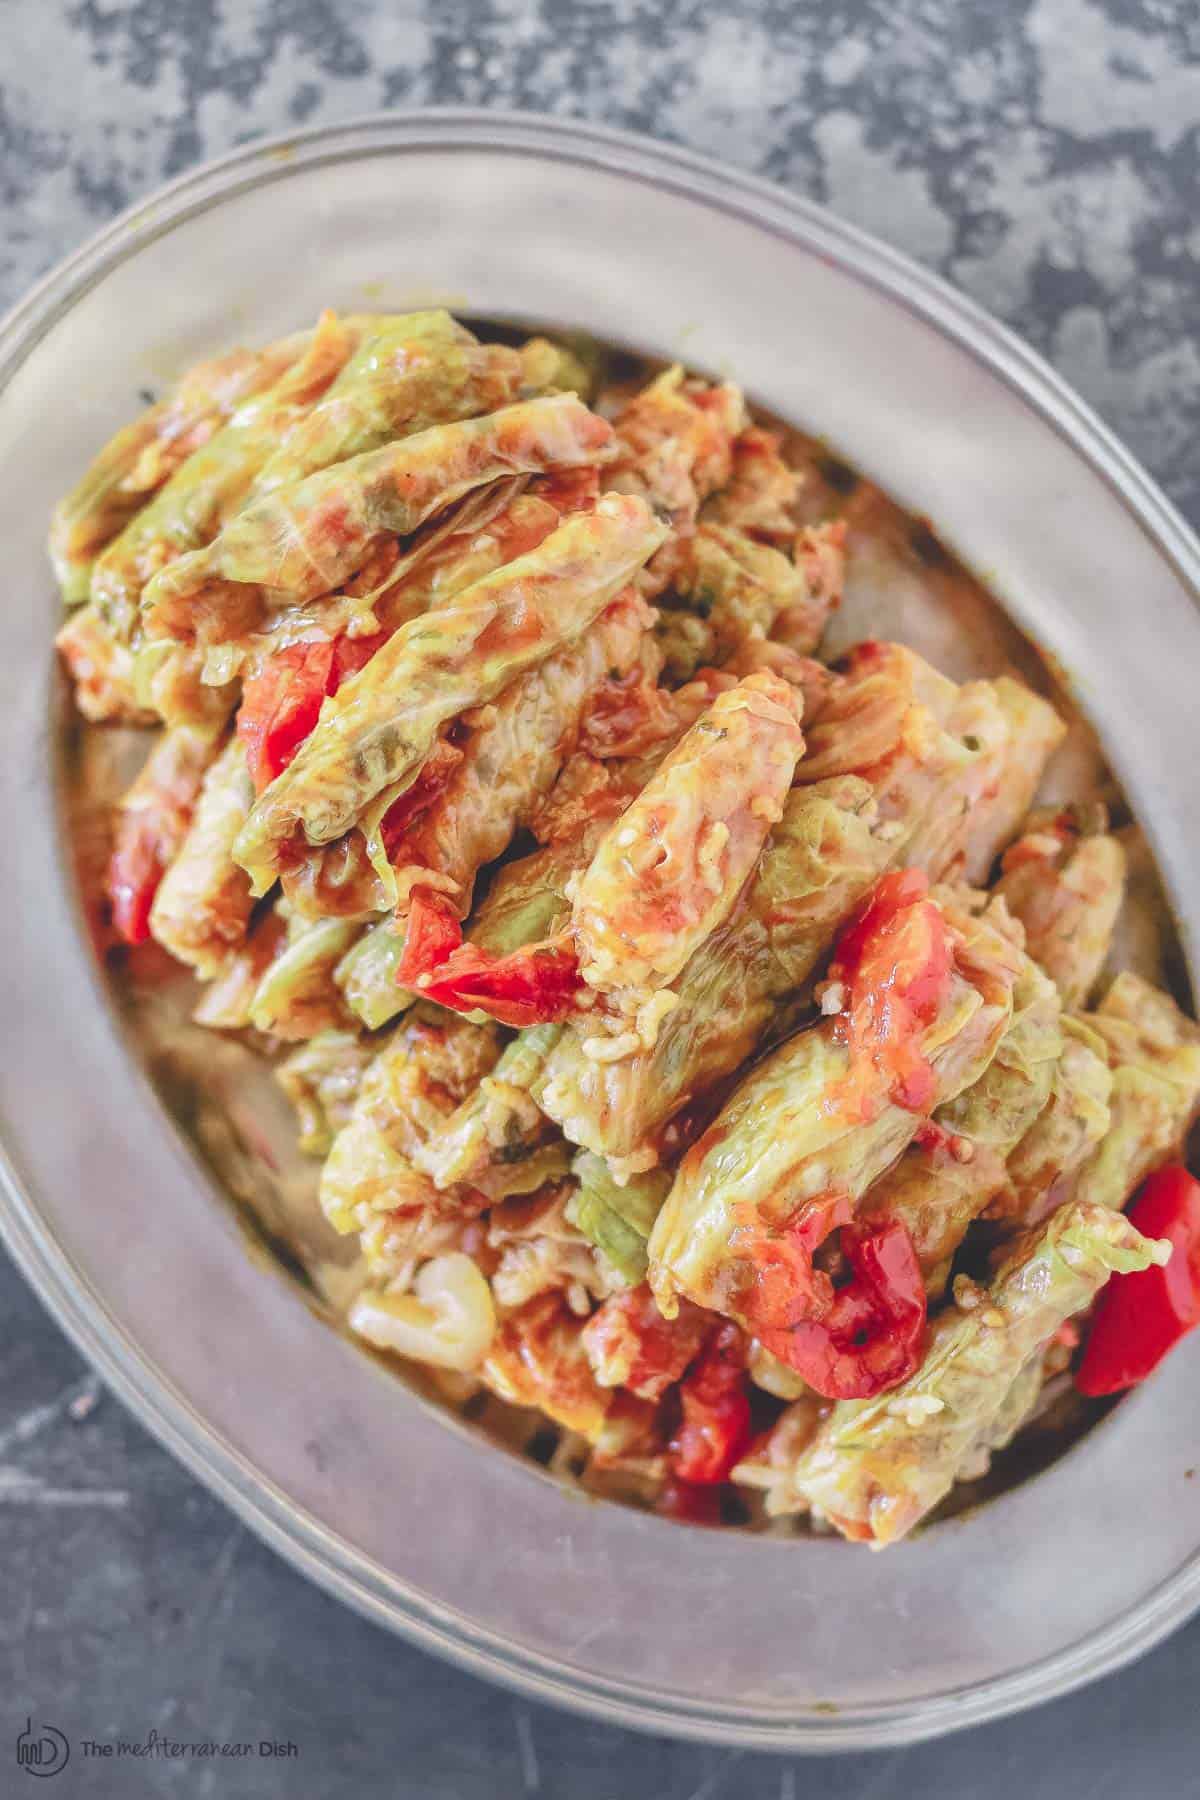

left=108, top=821, right=163, bottom=946
left=668, top=1326, right=752, bottom=1485
left=419, top=936, right=581, bottom=1028
left=237, top=631, right=387, bottom=792
left=733, top=1192, right=853, bottom=1331
left=107, top=739, right=213, bottom=945
left=397, top=887, right=463, bottom=987
left=827, top=868, right=951, bottom=1122
left=237, top=642, right=332, bottom=792
left=735, top=1197, right=927, bottom=1401
left=1076, top=1165, right=1200, bottom=1397
left=754, top=1220, right=927, bottom=1401
left=656, top=1479, right=724, bottom=1525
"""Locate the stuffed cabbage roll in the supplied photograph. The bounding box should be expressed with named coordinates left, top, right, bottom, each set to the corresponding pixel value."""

left=606, top=367, right=746, bottom=597
left=567, top=1156, right=674, bottom=1287
left=105, top=724, right=222, bottom=943
left=233, top=494, right=666, bottom=893
left=246, top=914, right=360, bottom=1039
left=571, top=671, right=806, bottom=996
left=319, top=1006, right=502, bottom=1244
left=142, top=392, right=617, bottom=645
left=648, top=885, right=1022, bottom=1323
left=207, top=484, right=561, bottom=702
left=608, top=367, right=746, bottom=529
left=1070, top=973, right=1200, bottom=1212
left=702, top=424, right=802, bottom=546
left=56, top=603, right=156, bottom=726
left=191, top=904, right=288, bottom=1031
left=147, top=737, right=256, bottom=976
left=757, top=1203, right=1168, bottom=1544
left=993, top=804, right=1126, bottom=1007
left=856, top=946, right=1062, bottom=1293
left=246, top=311, right=482, bottom=494
left=539, top=647, right=1052, bottom=1166
left=370, top=585, right=653, bottom=915
left=138, top=638, right=238, bottom=732
left=334, top=917, right=415, bottom=1030
left=275, top=1029, right=375, bottom=1156
left=984, top=1014, right=1114, bottom=1229
left=411, top=1024, right=569, bottom=1199
left=49, top=327, right=315, bottom=606
left=92, top=311, right=361, bottom=640
left=654, top=520, right=843, bottom=684
left=270, top=590, right=651, bottom=924
left=956, top=677, right=1067, bottom=882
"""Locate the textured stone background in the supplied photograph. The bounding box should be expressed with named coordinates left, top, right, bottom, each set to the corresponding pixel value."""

left=2, top=2, right=1199, bottom=1795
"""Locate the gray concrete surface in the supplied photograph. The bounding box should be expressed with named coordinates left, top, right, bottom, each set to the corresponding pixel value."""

left=2, top=2, right=1199, bottom=1794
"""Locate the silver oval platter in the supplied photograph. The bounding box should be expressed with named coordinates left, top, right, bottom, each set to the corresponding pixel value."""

left=1, top=113, right=1198, bottom=1749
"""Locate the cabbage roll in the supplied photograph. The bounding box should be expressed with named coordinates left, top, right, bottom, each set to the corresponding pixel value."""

left=539, top=648, right=1043, bottom=1165
left=275, top=1029, right=375, bottom=1156
left=1070, top=973, right=1200, bottom=1211
left=702, top=424, right=801, bottom=546
left=191, top=904, right=288, bottom=1031
left=142, top=392, right=617, bottom=645
left=654, top=520, right=842, bottom=683
left=759, top=1203, right=1168, bottom=1544
left=606, top=367, right=747, bottom=596
left=233, top=494, right=666, bottom=894
left=56, top=603, right=156, bottom=725
left=373, top=585, right=653, bottom=914
left=246, top=914, right=361, bottom=1039
left=412, top=1023, right=567, bottom=1199
left=648, top=889, right=1022, bottom=1320
left=856, top=946, right=1062, bottom=1293
left=984, top=1014, right=1114, bottom=1229
left=994, top=804, right=1126, bottom=1007
left=247, top=311, right=480, bottom=494
left=319, top=1006, right=502, bottom=1243
left=567, top=1156, right=673, bottom=1287
left=49, top=327, right=316, bottom=605
left=334, top=918, right=415, bottom=1030
left=147, top=737, right=255, bottom=975
left=957, top=676, right=1067, bottom=881
left=93, top=311, right=361, bottom=639
left=571, top=671, right=806, bottom=996
left=105, top=724, right=222, bottom=943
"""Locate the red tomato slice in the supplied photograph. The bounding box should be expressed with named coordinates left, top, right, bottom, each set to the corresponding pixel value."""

left=668, top=1325, right=752, bottom=1485
left=419, top=937, right=581, bottom=1028
left=656, top=1480, right=724, bottom=1525
left=237, top=642, right=333, bottom=792
left=749, top=1216, right=928, bottom=1402
left=237, top=631, right=388, bottom=792
left=397, top=887, right=464, bottom=987
left=827, top=868, right=951, bottom=1121
left=732, top=1192, right=854, bottom=1333
left=1076, top=1164, right=1200, bottom=1396
left=108, top=820, right=164, bottom=946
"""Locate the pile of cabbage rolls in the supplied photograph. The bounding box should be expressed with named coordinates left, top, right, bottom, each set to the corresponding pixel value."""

left=53, top=309, right=1200, bottom=1546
